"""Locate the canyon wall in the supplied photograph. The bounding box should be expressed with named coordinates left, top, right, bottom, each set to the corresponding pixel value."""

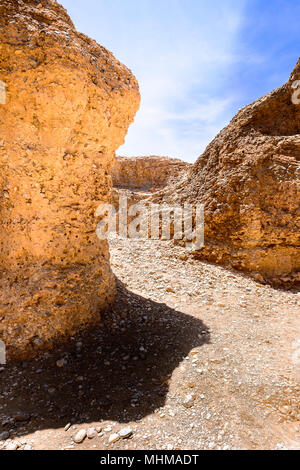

left=153, top=59, right=300, bottom=285
left=0, top=0, right=140, bottom=359
left=112, top=155, right=191, bottom=190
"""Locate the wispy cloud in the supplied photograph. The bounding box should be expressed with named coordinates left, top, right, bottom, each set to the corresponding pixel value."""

left=117, top=2, right=247, bottom=161
left=61, top=0, right=248, bottom=161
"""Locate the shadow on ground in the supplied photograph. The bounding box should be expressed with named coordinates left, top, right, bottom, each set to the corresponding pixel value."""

left=0, top=280, right=210, bottom=437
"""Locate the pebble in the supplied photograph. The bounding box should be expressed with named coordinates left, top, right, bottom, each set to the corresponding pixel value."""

left=108, top=433, right=120, bottom=444
left=87, top=428, right=97, bottom=439
left=0, top=431, right=10, bottom=441
left=5, top=441, right=20, bottom=450
left=118, top=427, right=133, bottom=439
left=23, top=444, right=33, bottom=450
left=64, top=423, right=71, bottom=431
left=56, top=358, right=66, bottom=368
left=73, top=429, right=87, bottom=444
left=182, top=394, right=195, bottom=408
left=104, top=426, right=112, bottom=432
left=13, top=411, right=30, bottom=423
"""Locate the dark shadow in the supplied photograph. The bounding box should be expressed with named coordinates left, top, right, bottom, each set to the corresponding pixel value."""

left=0, top=279, right=210, bottom=437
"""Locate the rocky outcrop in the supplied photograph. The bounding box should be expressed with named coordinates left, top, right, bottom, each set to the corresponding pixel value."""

left=153, top=59, right=300, bottom=285
left=0, top=0, right=140, bottom=359
left=112, top=156, right=191, bottom=190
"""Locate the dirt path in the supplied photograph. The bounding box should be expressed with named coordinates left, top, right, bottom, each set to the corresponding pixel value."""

left=0, top=234, right=299, bottom=450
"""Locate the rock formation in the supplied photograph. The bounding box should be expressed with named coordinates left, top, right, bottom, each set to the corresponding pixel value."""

left=112, top=155, right=191, bottom=190
left=0, top=0, right=140, bottom=359
left=153, top=59, right=300, bottom=285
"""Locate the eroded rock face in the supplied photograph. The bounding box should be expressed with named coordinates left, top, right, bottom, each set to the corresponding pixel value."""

left=112, top=156, right=191, bottom=190
left=0, top=0, right=140, bottom=359
left=154, top=60, right=300, bottom=285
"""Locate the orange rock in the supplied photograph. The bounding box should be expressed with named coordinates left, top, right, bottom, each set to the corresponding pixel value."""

left=112, top=155, right=191, bottom=190
left=153, top=59, right=300, bottom=286
left=0, top=0, right=140, bottom=359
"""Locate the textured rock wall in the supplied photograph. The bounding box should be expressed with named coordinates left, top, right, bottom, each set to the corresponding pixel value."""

left=112, top=156, right=191, bottom=190
left=153, top=59, right=300, bottom=285
left=0, top=0, right=140, bottom=359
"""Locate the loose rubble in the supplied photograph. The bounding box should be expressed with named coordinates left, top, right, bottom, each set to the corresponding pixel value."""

left=0, top=230, right=299, bottom=450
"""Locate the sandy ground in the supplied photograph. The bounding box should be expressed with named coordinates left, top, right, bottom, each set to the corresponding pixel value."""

left=0, top=233, right=299, bottom=450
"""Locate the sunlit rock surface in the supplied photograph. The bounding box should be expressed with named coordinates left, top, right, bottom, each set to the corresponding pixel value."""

left=0, top=0, right=140, bottom=359
left=153, top=59, right=300, bottom=285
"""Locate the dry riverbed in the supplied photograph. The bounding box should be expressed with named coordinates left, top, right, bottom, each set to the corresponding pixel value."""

left=0, top=236, right=299, bottom=450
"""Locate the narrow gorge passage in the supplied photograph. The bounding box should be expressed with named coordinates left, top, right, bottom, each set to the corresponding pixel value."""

left=107, top=233, right=300, bottom=450
left=1, top=232, right=299, bottom=450
left=0, top=0, right=299, bottom=453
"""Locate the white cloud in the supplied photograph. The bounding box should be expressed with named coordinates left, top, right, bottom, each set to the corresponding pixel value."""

left=116, top=2, right=248, bottom=162
left=60, top=0, right=248, bottom=162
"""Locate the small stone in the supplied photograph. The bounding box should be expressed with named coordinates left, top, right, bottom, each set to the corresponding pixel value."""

left=0, top=431, right=10, bottom=441
left=64, top=423, right=71, bottom=431
left=73, top=429, right=87, bottom=444
left=104, top=426, right=112, bottom=432
left=56, top=358, right=66, bottom=368
left=23, top=444, right=33, bottom=450
left=118, top=427, right=133, bottom=439
left=87, top=428, right=97, bottom=439
left=6, top=441, right=20, bottom=450
left=254, top=273, right=264, bottom=283
left=96, top=426, right=102, bottom=433
left=108, top=433, right=120, bottom=444
left=13, top=411, right=31, bottom=423
left=182, top=394, right=195, bottom=408
left=166, top=287, right=175, bottom=293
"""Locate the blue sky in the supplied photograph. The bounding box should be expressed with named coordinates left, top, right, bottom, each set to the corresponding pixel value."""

left=60, top=0, right=300, bottom=162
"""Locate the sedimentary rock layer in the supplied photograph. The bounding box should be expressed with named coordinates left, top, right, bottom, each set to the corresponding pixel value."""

left=0, top=0, right=140, bottom=359
left=153, top=59, right=300, bottom=285
left=112, top=155, right=191, bottom=190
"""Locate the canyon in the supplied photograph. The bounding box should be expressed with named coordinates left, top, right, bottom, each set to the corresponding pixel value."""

left=0, top=0, right=299, bottom=452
